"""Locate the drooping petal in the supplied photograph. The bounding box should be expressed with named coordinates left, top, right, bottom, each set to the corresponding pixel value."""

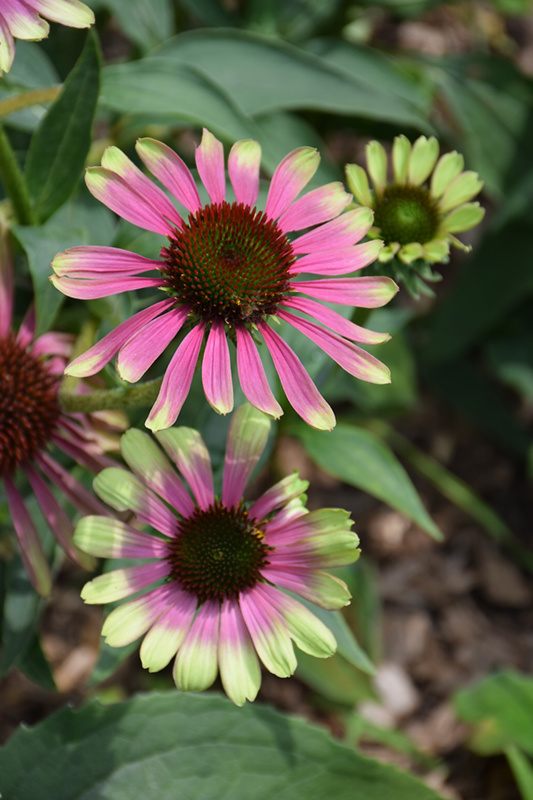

left=345, top=163, right=373, bottom=207
left=29, top=0, right=94, bottom=27
left=50, top=274, right=164, bottom=300
left=0, top=16, right=16, bottom=74
left=249, top=473, right=309, bottom=522
left=277, top=182, right=351, bottom=233
left=264, top=585, right=336, bottom=658
left=94, top=467, right=178, bottom=537
left=4, top=477, right=51, bottom=597
left=202, top=319, right=233, bottom=415
left=289, top=240, right=383, bottom=276
left=116, top=304, right=189, bottom=383
left=260, top=324, right=335, bottom=431
left=101, top=585, right=169, bottom=647
left=261, top=565, right=351, bottom=610
left=218, top=599, right=261, bottom=706
left=392, top=134, right=411, bottom=184
left=221, top=403, right=271, bottom=508
left=74, top=516, right=168, bottom=559
left=195, top=128, right=225, bottom=204
left=81, top=560, right=169, bottom=604
left=65, top=298, right=175, bottom=377
left=239, top=586, right=297, bottom=678
left=136, top=138, right=202, bottom=213
left=292, top=207, right=374, bottom=254
left=119, top=428, right=195, bottom=519
left=228, top=139, right=261, bottom=207
left=365, top=141, right=387, bottom=195
left=173, top=599, right=220, bottom=692
left=293, top=275, right=398, bottom=308
left=430, top=151, right=464, bottom=199
left=31, top=331, right=73, bottom=358
left=37, top=452, right=108, bottom=516
left=51, top=246, right=162, bottom=278
left=282, top=296, right=390, bottom=345
left=155, top=426, right=214, bottom=510
left=235, top=325, right=283, bottom=419
left=145, top=322, right=206, bottom=432
left=440, top=202, right=485, bottom=233
left=140, top=587, right=197, bottom=672
left=0, top=0, right=48, bottom=39
left=439, top=171, right=483, bottom=213
left=265, top=147, right=320, bottom=220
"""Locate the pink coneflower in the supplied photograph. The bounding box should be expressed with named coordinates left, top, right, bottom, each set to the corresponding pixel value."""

left=75, top=404, right=360, bottom=706
left=0, top=0, right=94, bottom=75
left=0, top=227, right=120, bottom=596
left=51, top=130, right=398, bottom=432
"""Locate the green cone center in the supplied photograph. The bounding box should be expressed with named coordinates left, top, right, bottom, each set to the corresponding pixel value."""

left=166, top=500, right=272, bottom=602
left=374, top=185, right=439, bottom=246
left=162, top=201, right=295, bottom=325
left=0, top=334, right=60, bottom=478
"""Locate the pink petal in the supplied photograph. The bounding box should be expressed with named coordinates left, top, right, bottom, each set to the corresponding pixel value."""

left=292, top=207, right=375, bottom=254
left=156, top=427, right=214, bottom=511
left=85, top=167, right=174, bottom=237
left=0, top=16, right=16, bottom=74
left=37, top=453, right=109, bottom=517
left=145, top=322, right=206, bottom=431
left=65, top=298, right=175, bottom=377
left=249, top=475, right=306, bottom=522
left=202, top=320, right=233, bottom=415
left=50, top=274, right=164, bottom=300
left=293, top=276, right=398, bottom=308
left=289, top=240, right=383, bottom=276
left=278, top=309, right=390, bottom=384
left=136, top=138, right=202, bottom=214
left=4, top=476, right=52, bottom=597
left=31, top=331, right=73, bottom=358
left=222, top=403, right=270, bottom=508
left=51, top=245, right=162, bottom=278
left=282, top=297, right=390, bottom=345
left=235, top=325, right=283, bottom=419
left=116, top=304, right=190, bottom=383
left=52, top=432, right=109, bottom=475
left=259, top=323, right=335, bottom=431
left=0, top=225, right=13, bottom=336
left=0, top=0, right=48, bottom=39
left=195, top=129, right=225, bottom=204
left=228, top=139, right=261, bottom=207
left=16, top=304, right=36, bottom=348
left=277, top=182, right=351, bottom=233
left=265, top=147, right=320, bottom=221
left=239, top=585, right=296, bottom=677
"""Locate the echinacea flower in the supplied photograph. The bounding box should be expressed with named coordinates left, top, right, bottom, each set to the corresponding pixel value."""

left=0, top=223, right=121, bottom=596
left=51, top=129, right=398, bottom=432
left=74, top=404, right=360, bottom=706
left=0, top=0, right=94, bottom=75
left=346, top=135, right=484, bottom=268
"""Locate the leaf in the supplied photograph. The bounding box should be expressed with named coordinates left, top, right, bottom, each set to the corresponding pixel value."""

left=293, top=422, right=441, bottom=539
left=454, top=671, right=533, bottom=756
left=152, top=29, right=432, bottom=128
left=0, top=692, right=445, bottom=800
left=506, top=746, right=533, bottom=800
left=0, top=553, right=44, bottom=678
left=96, top=0, right=174, bottom=52
left=296, top=651, right=376, bottom=706
left=25, top=32, right=100, bottom=223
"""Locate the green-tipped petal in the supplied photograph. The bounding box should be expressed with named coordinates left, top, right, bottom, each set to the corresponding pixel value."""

left=279, top=593, right=336, bottom=658
left=422, top=238, right=450, bottom=263
left=377, top=242, right=400, bottom=263
left=439, top=171, right=483, bottom=213
left=140, top=602, right=195, bottom=673
left=345, top=164, right=373, bottom=207
left=74, top=516, right=158, bottom=559
left=218, top=601, right=261, bottom=706
left=173, top=603, right=219, bottom=692
left=430, top=151, right=464, bottom=199
left=398, top=242, right=424, bottom=264
left=407, top=136, right=439, bottom=186
left=101, top=594, right=161, bottom=647
left=365, top=141, right=388, bottom=194
left=441, top=202, right=485, bottom=233
left=392, top=135, right=411, bottom=184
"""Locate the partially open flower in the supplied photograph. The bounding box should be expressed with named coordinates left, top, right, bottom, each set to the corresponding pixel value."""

left=346, top=135, right=484, bottom=272
left=75, top=404, right=360, bottom=706
left=51, top=129, right=398, bottom=432
left=0, top=0, right=94, bottom=75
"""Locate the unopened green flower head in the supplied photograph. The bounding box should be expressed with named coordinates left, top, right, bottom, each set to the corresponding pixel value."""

left=345, top=135, right=485, bottom=268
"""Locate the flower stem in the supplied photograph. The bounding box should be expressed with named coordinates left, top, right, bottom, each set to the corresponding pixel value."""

left=59, top=378, right=163, bottom=414
left=0, top=121, right=36, bottom=225
left=0, top=86, right=61, bottom=120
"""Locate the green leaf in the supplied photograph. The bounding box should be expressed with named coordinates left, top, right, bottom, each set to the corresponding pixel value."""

left=16, top=634, right=56, bottom=691
left=454, top=671, right=533, bottom=756
left=0, top=553, right=44, bottom=678
left=25, top=32, right=100, bottom=223
left=293, top=422, right=441, bottom=539
left=152, top=29, right=433, bottom=129
left=506, top=746, right=533, bottom=800
left=0, top=692, right=445, bottom=800
left=296, top=651, right=376, bottom=706
left=94, top=0, right=174, bottom=52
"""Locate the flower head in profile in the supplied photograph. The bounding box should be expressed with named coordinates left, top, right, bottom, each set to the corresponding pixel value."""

left=0, top=0, right=94, bottom=75
left=0, top=224, right=120, bottom=596
left=346, top=135, right=484, bottom=295
left=75, top=404, right=360, bottom=706
left=51, top=129, right=398, bottom=432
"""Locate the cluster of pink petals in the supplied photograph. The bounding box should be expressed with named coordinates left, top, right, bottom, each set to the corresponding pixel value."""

left=0, top=0, right=94, bottom=74
left=76, top=404, right=359, bottom=705
left=0, top=247, right=120, bottom=596
left=51, top=129, right=398, bottom=432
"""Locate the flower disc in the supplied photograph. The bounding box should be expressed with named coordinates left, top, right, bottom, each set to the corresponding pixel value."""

left=374, top=185, right=439, bottom=246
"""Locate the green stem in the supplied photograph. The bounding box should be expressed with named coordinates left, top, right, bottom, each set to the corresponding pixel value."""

left=0, top=86, right=61, bottom=120
left=0, top=121, right=36, bottom=225
left=59, top=378, right=164, bottom=414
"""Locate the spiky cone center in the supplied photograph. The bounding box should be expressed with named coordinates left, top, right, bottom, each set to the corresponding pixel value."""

left=166, top=500, right=272, bottom=603
left=374, top=185, right=439, bottom=246
left=162, top=201, right=295, bottom=325
left=0, top=334, right=60, bottom=477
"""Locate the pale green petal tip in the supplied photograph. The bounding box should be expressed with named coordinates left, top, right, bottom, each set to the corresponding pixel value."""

left=392, top=135, right=411, bottom=184
left=408, top=136, right=439, bottom=186
left=398, top=242, right=424, bottom=264
left=430, top=150, right=465, bottom=199
left=378, top=242, right=400, bottom=263
left=439, top=171, right=484, bottom=213
left=441, top=202, right=485, bottom=234
left=422, top=237, right=450, bottom=263
left=345, top=164, right=373, bottom=207
left=365, top=141, right=388, bottom=194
